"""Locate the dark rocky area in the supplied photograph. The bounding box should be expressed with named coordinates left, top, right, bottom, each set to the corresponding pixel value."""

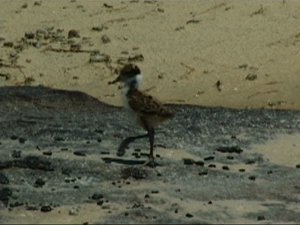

left=0, top=85, right=299, bottom=224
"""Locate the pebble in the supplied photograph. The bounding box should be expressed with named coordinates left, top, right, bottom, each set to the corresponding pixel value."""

left=18, top=137, right=26, bottom=144
left=10, top=135, right=18, bottom=140
left=91, top=193, right=104, bottom=200
left=208, top=164, right=216, bottom=168
left=222, top=166, right=230, bottom=170
left=40, top=205, right=52, bottom=212
left=183, top=158, right=194, bottom=165
left=3, top=42, right=13, bottom=47
left=248, top=175, right=256, bottom=181
left=246, top=73, right=257, bottom=81
left=198, top=171, right=208, bottom=176
left=25, top=32, right=35, bottom=39
left=69, top=207, right=79, bottom=215
left=68, top=29, right=80, bottom=38
left=43, top=151, right=52, bottom=156
left=89, top=51, right=111, bottom=63
left=12, top=150, right=21, bottom=158
left=0, top=173, right=9, bottom=184
left=185, top=213, right=193, bottom=218
left=34, top=178, right=45, bottom=188
left=73, top=150, right=86, bottom=156
left=121, top=167, right=147, bottom=179
left=257, top=215, right=265, bottom=221
left=296, top=164, right=300, bottom=169
left=216, top=146, right=243, bottom=154
left=101, top=34, right=111, bottom=44
left=204, top=156, right=215, bottom=161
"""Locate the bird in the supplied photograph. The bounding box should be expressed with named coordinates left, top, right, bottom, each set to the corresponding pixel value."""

left=109, top=63, right=174, bottom=167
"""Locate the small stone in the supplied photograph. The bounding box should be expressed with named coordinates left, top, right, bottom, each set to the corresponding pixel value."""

left=40, top=205, right=52, bottom=212
left=73, top=151, right=86, bottom=156
left=183, top=158, right=194, bottom=165
left=198, top=171, right=208, bottom=176
left=249, top=175, right=256, bottom=181
left=92, top=25, right=106, bottom=32
left=43, top=151, right=52, bottom=156
left=101, top=34, right=111, bottom=44
left=151, top=190, right=159, bottom=194
left=208, top=164, right=216, bottom=168
left=69, top=207, right=79, bottom=216
left=185, top=213, right=193, bottom=218
left=21, top=3, right=28, bottom=8
left=144, top=194, right=150, bottom=199
left=222, top=166, right=230, bottom=170
left=195, top=161, right=204, bottom=166
left=91, top=193, right=104, bottom=200
left=227, top=156, right=234, bottom=160
left=257, top=215, right=265, bottom=221
left=10, top=135, right=18, bottom=140
left=34, top=178, right=45, bottom=188
left=0, top=173, right=9, bottom=184
left=204, top=156, right=215, bottom=161
left=208, top=200, right=212, bottom=204
left=89, top=51, right=111, bottom=63
left=12, top=150, right=21, bottom=158
left=97, top=200, right=104, bottom=206
left=68, top=29, right=80, bottom=38
left=25, top=32, right=35, bottom=39
left=18, top=137, right=26, bottom=144
left=245, top=73, right=257, bottom=81
left=3, top=42, right=13, bottom=47
left=239, top=168, right=245, bottom=172
left=296, top=164, right=300, bottom=168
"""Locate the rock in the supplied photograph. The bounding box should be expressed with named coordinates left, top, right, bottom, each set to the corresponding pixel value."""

left=12, top=150, right=21, bottom=158
left=73, top=150, right=86, bottom=156
left=34, top=178, right=45, bottom=188
left=0, top=187, right=12, bottom=206
left=121, top=167, right=147, bottom=179
left=204, top=156, right=214, bottom=161
left=40, top=205, right=52, bottom=212
left=248, top=175, right=256, bottom=181
left=91, top=193, right=104, bottom=200
left=101, top=34, right=111, bottom=44
left=216, top=146, right=243, bottom=154
left=245, top=73, right=257, bottom=81
left=3, top=42, right=14, bottom=47
left=68, top=29, right=80, bottom=39
left=18, top=137, right=26, bottom=144
left=183, top=158, right=194, bottom=165
left=185, top=213, right=193, bottom=218
left=0, top=173, right=9, bottom=184
left=25, top=32, right=35, bottom=39
left=89, top=51, right=111, bottom=63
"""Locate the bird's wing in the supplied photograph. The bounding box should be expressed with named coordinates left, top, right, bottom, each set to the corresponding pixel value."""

left=128, top=90, right=173, bottom=118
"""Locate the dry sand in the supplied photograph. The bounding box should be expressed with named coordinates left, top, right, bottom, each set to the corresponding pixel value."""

left=1, top=0, right=300, bottom=109
left=1, top=0, right=300, bottom=224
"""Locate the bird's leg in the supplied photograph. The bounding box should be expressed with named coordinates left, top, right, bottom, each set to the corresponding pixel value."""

left=149, top=128, right=155, bottom=161
left=144, top=128, right=159, bottom=168
left=117, top=134, right=149, bottom=156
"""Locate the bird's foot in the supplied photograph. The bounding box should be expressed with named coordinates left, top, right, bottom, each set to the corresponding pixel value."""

left=143, top=158, right=160, bottom=168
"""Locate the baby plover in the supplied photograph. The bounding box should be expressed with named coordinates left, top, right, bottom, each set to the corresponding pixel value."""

left=109, top=63, right=174, bottom=166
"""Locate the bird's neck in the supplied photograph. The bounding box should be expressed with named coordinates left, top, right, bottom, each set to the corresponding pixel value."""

left=125, top=74, right=142, bottom=96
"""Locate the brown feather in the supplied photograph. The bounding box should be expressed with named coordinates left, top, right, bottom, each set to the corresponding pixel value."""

left=127, top=89, right=174, bottom=129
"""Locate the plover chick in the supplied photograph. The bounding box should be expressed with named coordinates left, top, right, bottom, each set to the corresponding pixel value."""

left=109, top=63, right=174, bottom=167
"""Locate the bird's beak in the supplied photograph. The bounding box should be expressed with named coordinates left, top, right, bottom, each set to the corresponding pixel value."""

left=108, top=75, right=120, bottom=85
